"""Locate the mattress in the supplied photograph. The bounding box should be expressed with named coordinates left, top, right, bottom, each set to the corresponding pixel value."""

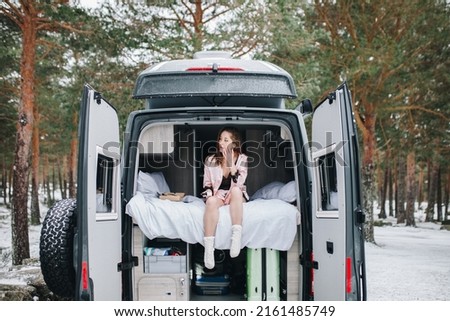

left=125, top=192, right=300, bottom=251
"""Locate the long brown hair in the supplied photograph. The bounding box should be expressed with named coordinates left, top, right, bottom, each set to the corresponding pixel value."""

left=214, top=127, right=242, bottom=166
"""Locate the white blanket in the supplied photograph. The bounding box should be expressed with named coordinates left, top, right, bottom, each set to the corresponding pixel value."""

left=126, top=192, right=300, bottom=251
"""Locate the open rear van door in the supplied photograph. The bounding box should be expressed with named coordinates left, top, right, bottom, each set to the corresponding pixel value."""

left=311, top=82, right=366, bottom=300
left=75, top=85, right=122, bottom=300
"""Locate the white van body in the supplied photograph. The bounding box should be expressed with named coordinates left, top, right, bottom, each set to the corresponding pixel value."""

left=39, top=52, right=366, bottom=301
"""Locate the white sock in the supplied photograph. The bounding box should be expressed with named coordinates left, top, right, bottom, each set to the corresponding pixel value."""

left=204, top=236, right=215, bottom=269
left=230, top=225, right=242, bottom=258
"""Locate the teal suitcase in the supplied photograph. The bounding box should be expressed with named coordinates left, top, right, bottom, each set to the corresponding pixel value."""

left=246, top=248, right=280, bottom=301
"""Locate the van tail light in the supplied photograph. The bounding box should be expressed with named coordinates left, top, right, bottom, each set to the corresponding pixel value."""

left=186, top=67, right=244, bottom=72
left=82, top=261, right=89, bottom=290
left=346, top=257, right=352, bottom=293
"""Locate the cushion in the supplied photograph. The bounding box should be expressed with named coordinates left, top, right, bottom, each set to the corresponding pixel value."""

left=279, top=180, right=297, bottom=203
left=250, top=180, right=297, bottom=203
left=250, top=181, right=284, bottom=201
left=137, top=171, right=170, bottom=195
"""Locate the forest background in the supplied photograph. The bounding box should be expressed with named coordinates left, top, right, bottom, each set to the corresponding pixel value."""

left=0, top=0, right=449, bottom=266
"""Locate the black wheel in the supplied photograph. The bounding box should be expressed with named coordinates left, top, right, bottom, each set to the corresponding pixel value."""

left=39, top=198, right=77, bottom=299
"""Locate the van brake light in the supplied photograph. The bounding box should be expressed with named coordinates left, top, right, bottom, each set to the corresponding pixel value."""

left=82, top=261, right=89, bottom=290
left=186, top=67, right=244, bottom=72
left=346, top=257, right=352, bottom=293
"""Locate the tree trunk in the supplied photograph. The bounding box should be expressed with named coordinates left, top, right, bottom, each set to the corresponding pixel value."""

left=12, top=9, right=38, bottom=265
left=30, top=103, right=40, bottom=225
left=426, top=160, right=439, bottom=222
left=58, top=160, right=65, bottom=199
left=405, top=151, right=416, bottom=227
left=42, top=154, right=48, bottom=204
left=2, top=162, right=7, bottom=206
left=362, top=164, right=375, bottom=242
left=388, top=158, right=394, bottom=216
left=361, top=110, right=376, bottom=243
left=394, top=158, right=398, bottom=218
left=8, top=164, right=13, bottom=205
left=426, top=159, right=431, bottom=197
left=436, top=166, right=442, bottom=222
left=417, top=164, right=424, bottom=208
left=68, top=112, right=78, bottom=199
left=52, top=164, right=56, bottom=203
left=378, top=150, right=389, bottom=219
left=376, top=154, right=382, bottom=210
left=445, top=171, right=449, bottom=220
left=63, top=156, right=68, bottom=198
left=192, top=0, right=204, bottom=52
left=396, top=155, right=406, bottom=224
left=46, top=175, right=52, bottom=206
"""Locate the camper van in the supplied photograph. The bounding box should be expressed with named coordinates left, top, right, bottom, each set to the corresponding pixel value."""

left=39, top=51, right=366, bottom=301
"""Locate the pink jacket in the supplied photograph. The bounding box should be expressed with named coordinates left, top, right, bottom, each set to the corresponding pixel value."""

left=203, top=153, right=249, bottom=200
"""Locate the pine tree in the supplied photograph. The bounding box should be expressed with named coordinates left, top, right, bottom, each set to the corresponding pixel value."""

left=0, top=0, right=88, bottom=265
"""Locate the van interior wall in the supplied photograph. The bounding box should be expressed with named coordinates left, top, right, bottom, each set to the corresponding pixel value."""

left=137, top=125, right=295, bottom=197
left=138, top=127, right=196, bottom=195
left=245, top=128, right=294, bottom=195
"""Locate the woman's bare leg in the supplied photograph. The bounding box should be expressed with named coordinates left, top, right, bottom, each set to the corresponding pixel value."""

left=203, top=196, right=223, bottom=269
left=229, top=186, right=244, bottom=225
left=204, top=196, right=223, bottom=236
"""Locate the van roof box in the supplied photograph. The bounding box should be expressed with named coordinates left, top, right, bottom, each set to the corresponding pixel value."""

left=193, top=51, right=232, bottom=59
left=132, top=51, right=297, bottom=102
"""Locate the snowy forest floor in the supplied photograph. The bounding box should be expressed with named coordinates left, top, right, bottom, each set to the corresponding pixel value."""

left=0, top=199, right=449, bottom=301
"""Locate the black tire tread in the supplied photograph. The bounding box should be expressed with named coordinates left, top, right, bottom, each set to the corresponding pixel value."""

left=39, top=198, right=77, bottom=299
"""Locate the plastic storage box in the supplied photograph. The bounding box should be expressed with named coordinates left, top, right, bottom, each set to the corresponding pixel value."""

left=144, top=255, right=186, bottom=274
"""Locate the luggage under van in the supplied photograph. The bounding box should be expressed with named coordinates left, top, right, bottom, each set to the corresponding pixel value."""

left=193, top=273, right=231, bottom=296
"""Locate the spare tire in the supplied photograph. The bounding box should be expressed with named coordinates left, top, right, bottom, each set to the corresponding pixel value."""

left=39, top=198, right=77, bottom=299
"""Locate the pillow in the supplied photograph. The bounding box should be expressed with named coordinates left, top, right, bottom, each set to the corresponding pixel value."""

left=250, top=181, right=284, bottom=201
left=279, top=180, right=297, bottom=203
left=250, top=180, right=297, bottom=203
left=137, top=171, right=170, bottom=195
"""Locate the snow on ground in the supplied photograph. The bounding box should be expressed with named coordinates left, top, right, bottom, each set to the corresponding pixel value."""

left=366, top=222, right=450, bottom=300
left=1, top=200, right=450, bottom=300
left=0, top=204, right=47, bottom=273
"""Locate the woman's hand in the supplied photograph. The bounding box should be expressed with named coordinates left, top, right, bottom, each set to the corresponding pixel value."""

left=230, top=163, right=237, bottom=176
left=224, top=145, right=237, bottom=175
left=201, top=189, right=213, bottom=199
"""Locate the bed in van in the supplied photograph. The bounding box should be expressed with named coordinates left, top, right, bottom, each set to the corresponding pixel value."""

left=39, top=51, right=367, bottom=301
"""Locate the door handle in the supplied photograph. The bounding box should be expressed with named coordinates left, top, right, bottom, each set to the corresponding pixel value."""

left=326, top=241, right=334, bottom=254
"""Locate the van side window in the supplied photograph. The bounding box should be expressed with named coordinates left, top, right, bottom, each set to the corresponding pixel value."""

left=317, top=152, right=338, bottom=211
left=140, top=124, right=174, bottom=154
left=96, top=154, right=115, bottom=213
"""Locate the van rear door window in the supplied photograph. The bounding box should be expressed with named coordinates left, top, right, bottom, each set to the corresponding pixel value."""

left=317, top=152, right=338, bottom=211
left=313, top=143, right=340, bottom=218
left=96, top=153, right=115, bottom=214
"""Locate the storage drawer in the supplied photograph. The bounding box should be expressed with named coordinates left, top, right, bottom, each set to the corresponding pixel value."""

left=137, top=274, right=189, bottom=301
left=144, top=255, right=187, bottom=274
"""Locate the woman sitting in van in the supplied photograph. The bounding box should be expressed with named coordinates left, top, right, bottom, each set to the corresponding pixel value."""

left=201, top=127, right=249, bottom=269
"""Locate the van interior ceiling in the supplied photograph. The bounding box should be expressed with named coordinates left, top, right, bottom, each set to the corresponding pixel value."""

left=132, top=122, right=301, bottom=300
